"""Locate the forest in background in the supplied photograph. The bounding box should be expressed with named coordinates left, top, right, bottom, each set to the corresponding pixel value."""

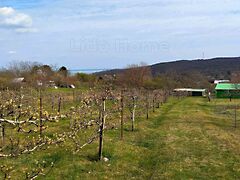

left=1, top=58, right=240, bottom=91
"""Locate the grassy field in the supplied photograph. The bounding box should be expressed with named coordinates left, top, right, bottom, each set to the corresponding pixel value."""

left=2, top=96, right=240, bottom=179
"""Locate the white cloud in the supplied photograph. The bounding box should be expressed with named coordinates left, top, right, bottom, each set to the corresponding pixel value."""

left=0, top=7, right=15, bottom=16
left=0, top=7, right=36, bottom=33
left=4, top=13, right=32, bottom=27
left=15, top=28, right=38, bottom=33
left=8, top=50, right=16, bottom=54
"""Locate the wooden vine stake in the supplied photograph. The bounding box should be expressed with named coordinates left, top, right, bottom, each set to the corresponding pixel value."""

left=99, top=97, right=106, bottom=161
left=156, top=97, right=160, bottom=108
left=234, top=104, right=237, bottom=128
left=131, top=96, right=137, bottom=131
left=19, top=88, right=22, bottom=107
left=58, top=96, right=62, bottom=114
left=156, top=92, right=160, bottom=109
left=163, top=91, right=167, bottom=103
left=39, top=89, right=43, bottom=136
left=51, top=95, right=54, bottom=112
left=146, top=92, right=149, bottom=119
left=207, top=92, right=211, bottom=102
left=120, top=90, right=124, bottom=140
left=72, top=89, right=75, bottom=103
left=152, top=94, right=155, bottom=113
left=0, top=122, right=5, bottom=146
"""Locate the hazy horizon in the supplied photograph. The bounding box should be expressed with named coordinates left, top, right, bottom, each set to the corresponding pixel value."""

left=1, top=55, right=240, bottom=71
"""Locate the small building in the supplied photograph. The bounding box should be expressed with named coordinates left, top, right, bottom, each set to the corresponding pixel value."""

left=12, top=77, right=26, bottom=84
left=173, top=88, right=206, bottom=97
left=215, top=83, right=240, bottom=98
left=214, top=80, right=230, bottom=84
left=69, top=84, right=75, bottom=89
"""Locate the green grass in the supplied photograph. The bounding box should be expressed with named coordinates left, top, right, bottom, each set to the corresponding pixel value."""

left=2, top=97, right=240, bottom=179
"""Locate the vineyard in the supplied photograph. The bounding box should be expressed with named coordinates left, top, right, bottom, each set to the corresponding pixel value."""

left=2, top=87, right=240, bottom=179
left=0, top=87, right=169, bottom=179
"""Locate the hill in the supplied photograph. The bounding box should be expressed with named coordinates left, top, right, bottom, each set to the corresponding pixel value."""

left=97, top=57, right=240, bottom=79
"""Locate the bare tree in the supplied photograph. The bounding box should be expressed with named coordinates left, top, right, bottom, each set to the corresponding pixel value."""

left=117, top=63, right=152, bottom=88
left=8, top=61, right=40, bottom=77
left=231, top=71, right=240, bottom=83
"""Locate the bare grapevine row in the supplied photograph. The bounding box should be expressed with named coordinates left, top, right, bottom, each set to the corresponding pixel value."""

left=0, top=87, right=169, bottom=179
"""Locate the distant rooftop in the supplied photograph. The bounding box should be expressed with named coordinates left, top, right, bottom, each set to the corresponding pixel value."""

left=12, top=77, right=25, bottom=83
left=174, top=88, right=206, bottom=92
left=214, top=80, right=230, bottom=84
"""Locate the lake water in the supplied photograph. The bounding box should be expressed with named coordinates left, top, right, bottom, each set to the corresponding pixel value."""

left=69, top=69, right=108, bottom=74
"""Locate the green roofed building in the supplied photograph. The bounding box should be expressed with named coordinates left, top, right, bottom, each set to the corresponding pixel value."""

left=215, top=83, right=240, bottom=98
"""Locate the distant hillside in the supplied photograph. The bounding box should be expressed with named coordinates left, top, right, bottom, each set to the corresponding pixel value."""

left=97, top=57, right=240, bottom=79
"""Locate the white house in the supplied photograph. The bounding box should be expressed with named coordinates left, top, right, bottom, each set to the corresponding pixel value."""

left=214, top=80, right=230, bottom=84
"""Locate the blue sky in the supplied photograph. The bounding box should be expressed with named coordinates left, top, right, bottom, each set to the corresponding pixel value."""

left=1, top=0, right=240, bottom=69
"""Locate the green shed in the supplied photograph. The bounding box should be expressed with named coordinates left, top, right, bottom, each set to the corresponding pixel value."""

left=215, top=83, right=240, bottom=98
